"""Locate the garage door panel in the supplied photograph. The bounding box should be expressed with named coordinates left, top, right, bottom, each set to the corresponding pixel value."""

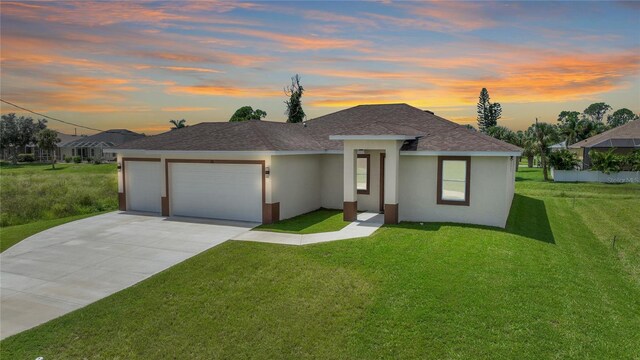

left=126, top=161, right=161, bottom=213
left=170, top=163, right=262, bottom=222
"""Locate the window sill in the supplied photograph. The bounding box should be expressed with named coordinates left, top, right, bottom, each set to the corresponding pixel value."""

left=437, top=199, right=469, bottom=206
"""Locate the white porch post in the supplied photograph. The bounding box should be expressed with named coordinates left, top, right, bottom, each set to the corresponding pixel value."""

left=383, top=141, right=402, bottom=224
left=342, top=143, right=358, bottom=221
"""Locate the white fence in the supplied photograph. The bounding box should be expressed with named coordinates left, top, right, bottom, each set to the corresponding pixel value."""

left=552, top=169, right=640, bottom=183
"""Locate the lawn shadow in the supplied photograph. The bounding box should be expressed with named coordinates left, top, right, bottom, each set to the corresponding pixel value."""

left=386, top=194, right=555, bottom=244
left=258, top=209, right=340, bottom=232
left=505, top=194, right=555, bottom=244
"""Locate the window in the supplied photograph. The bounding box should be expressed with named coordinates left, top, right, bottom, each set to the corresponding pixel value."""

left=356, top=154, right=370, bottom=194
left=437, top=156, right=470, bottom=206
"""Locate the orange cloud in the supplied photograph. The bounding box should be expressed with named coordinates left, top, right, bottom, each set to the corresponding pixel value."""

left=206, top=27, right=369, bottom=51
left=160, top=106, right=217, bottom=111
left=167, top=84, right=281, bottom=98
left=135, top=65, right=223, bottom=73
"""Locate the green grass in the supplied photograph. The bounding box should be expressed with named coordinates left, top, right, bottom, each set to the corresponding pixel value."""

left=0, top=212, right=108, bottom=253
left=256, top=209, right=349, bottom=234
left=2, top=168, right=639, bottom=358
left=0, top=163, right=117, bottom=227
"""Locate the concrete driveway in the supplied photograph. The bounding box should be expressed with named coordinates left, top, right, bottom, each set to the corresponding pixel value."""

left=0, top=212, right=257, bottom=339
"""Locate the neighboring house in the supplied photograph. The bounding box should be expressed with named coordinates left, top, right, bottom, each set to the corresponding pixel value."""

left=26, top=131, right=77, bottom=162
left=569, top=120, right=640, bottom=169
left=107, top=104, right=522, bottom=228
left=61, top=129, right=145, bottom=162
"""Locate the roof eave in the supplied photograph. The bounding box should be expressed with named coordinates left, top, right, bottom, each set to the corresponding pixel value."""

left=329, top=135, right=420, bottom=141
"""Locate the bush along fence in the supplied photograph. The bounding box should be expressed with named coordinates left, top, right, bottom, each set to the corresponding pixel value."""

left=550, top=148, right=640, bottom=183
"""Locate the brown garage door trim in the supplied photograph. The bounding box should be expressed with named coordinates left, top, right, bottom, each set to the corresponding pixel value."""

left=120, top=157, right=161, bottom=211
left=164, top=159, right=275, bottom=224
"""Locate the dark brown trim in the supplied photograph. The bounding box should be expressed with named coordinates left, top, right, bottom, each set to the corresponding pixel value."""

left=164, top=159, right=267, bottom=223
left=356, top=153, right=370, bottom=195
left=161, top=196, right=169, bottom=216
left=262, top=202, right=280, bottom=224
left=343, top=201, right=358, bottom=221
left=118, top=192, right=126, bottom=211
left=436, top=156, right=471, bottom=206
left=379, top=153, right=385, bottom=212
left=121, top=157, right=161, bottom=212
left=384, top=203, right=398, bottom=224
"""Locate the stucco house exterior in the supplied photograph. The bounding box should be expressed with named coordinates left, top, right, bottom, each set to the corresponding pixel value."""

left=106, top=104, right=521, bottom=228
left=569, top=120, right=640, bottom=169
left=61, top=129, right=145, bottom=162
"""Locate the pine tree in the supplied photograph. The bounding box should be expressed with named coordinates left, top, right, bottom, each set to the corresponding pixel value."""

left=284, top=74, right=305, bottom=123
left=476, top=88, right=502, bottom=132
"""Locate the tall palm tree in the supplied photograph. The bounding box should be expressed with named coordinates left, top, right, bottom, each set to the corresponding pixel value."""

left=559, top=116, right=582, bottom=146
left=530, top=120, right=560, bottom=181
left=169, top=119, right=186, bottom=130
left=515, top=129, right=536, bottom=168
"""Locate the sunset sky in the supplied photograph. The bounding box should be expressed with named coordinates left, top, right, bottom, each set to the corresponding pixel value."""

left=1, top=1, right=639, bottom=135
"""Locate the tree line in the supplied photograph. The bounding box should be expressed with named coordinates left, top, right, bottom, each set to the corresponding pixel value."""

left=0, top=113, right=61, bottom=168
left=474, top=88, right=639, bottom=180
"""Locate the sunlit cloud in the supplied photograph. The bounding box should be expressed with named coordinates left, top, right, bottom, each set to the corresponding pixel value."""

left=161, top=106, right=218, bottom=112
left=0, top=0, right=638, bottom=133
left=166, top=84, right=281, bottom=98
left=205, top=27, right=370, bottom=51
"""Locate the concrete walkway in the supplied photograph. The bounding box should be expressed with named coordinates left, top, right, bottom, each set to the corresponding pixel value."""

left=233, top=212, right=384, bottom=245
left=0, top=212, right=257, bottom=339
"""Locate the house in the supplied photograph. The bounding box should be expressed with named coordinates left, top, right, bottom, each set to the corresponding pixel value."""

left=26, top=131, right=77, bottom=162
left=569, top=120, right=640, bottom=169
left=60, top=129, right=145, bottom=162
left=107, top=104, right=521, bottom=228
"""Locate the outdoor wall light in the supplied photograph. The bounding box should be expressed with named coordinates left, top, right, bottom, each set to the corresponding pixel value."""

left=117, top=162, right=122, bottom=172
left=265, top=166, right=270, bottom=177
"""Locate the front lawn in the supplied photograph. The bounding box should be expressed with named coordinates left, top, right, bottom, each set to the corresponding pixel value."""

left=2, top=168, right=639, bottom=358
left=0, top=163, right=117, bottom=227
left=256, top=209, right=349, bottom=234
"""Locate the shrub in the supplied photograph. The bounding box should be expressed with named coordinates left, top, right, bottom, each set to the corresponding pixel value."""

left=64, top=155, right=72, bottom=163
left=589, top=149, right=622, bottom=174
left=93, top=157, right=103, bottom=165
left=73, top=156, right=81, bottom=163
left=621, top=150, right=640, bottom=171
left=17, top=153, right=35, bottom=162
left=549, top=150, right=579, bottom=170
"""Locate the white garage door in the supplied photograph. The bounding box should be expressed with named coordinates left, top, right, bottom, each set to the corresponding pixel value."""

left=170, top=162, right=262, bottom=222
left=125, top=161, right=162, bottom=213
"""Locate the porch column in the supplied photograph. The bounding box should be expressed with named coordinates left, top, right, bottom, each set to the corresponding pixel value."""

left=383, top=142, right=402, bottom=224
left=343, top=144, right=358, bottom=221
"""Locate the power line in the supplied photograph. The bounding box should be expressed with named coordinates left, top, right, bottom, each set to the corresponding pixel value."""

left=0, top=98, right=106, bottom=133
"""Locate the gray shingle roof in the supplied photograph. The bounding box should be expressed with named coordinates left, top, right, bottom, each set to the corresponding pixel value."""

left=569, top=120, right=640, bottom=149
left=117, top=104, right=522, bottom=153
left=63, top=129, right=145, bottom=148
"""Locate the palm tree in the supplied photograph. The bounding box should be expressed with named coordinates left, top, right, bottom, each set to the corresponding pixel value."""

left=530, top=119, right=560, bottom=181
left=578, top=119, right=607, bottom=140
left=515, top=129, right=536, bottom=168
left=169, top=119, right=186, bottom=130
left=559, top=116, right=582, bottom=146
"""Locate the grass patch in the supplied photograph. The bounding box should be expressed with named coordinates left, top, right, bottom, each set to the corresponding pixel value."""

left=0, top=212, right=107, bottom=253
left=0, top=163, right=117, bottom=227
left=256, top=209, right=349, bottom=234
left=2, top=168, right=639, bottom=358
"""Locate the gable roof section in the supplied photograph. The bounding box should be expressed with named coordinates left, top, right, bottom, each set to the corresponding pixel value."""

left=305, top=104, right=521, bottom=152
left=569, top=120, right=640, bottom=149
left=116, top=104, right=522, bottom=153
